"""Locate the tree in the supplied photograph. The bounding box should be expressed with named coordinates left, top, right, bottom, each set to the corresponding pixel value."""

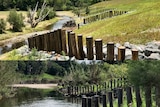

left=127, top=60, right=160, bottom=107
left=28, top=0, right=51, bottom=28
left=7, top=10, right=25, bottom=32
left=0, top=19, right=6, bottom=34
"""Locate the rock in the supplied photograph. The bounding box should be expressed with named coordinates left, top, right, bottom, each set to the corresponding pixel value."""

left=145, top=53, right=160, bottom=60
left=124, top=42, right=131, bottom=49
left=131, top=44, right=145, bottom=53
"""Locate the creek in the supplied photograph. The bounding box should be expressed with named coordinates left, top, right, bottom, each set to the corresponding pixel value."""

left=0, top=88, right=81, bottom=107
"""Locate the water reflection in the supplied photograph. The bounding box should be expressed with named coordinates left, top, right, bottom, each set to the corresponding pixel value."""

left=0, top=88, right=81, bottom=107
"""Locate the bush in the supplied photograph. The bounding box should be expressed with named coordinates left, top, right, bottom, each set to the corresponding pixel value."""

left=0, top=19, right=6, bottom=34
left=7, top=10, right=25, bottom=32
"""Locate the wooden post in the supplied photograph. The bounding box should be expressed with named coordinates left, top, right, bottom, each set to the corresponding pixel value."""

left=49, top=31, right=55, bottom=51
left=107, top=42, right=114, bottom=63
left=78, top=24, right=80, bottom=29
left=109, top=10, right=113, bottom=17
left=82, top=96, right=87, bottom=107
left=126, top=86, right=133, bottom=105
left=61, top=29, right=67, bottom=54
left=88, top=97, right=92, bottom=107
left=135, top=87, right=142, bottom=107
left=102, top=94, right=107, bottom=107
left=83, top=18, right=86, bottom=24
left=132, top=49, right=138, bottom=60
left=86, top=36, right=94, bottom=60
left=94, top=95, right=99, bottom=107
left=44, top=33, right=49, bottom=51
left=95, top=39, right=103, bottom=60
left=67, top=30, right=72, bottom=56
left=108, top=91, right=113, bottom=107
left=77, top=34, right=85, bottom=59
left=69, top=32, right=78, bottom=58
left=67, top=86, right=71, bottom=95
left=118, top=46, right=125, bottom=62
left=39, top=34, right=44, bottom=50
left=118, top=88, right=123, bottom=107
left=28, top=37, right=34, bottom=49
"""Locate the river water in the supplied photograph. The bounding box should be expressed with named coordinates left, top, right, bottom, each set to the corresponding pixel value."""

left=0, top=88, right=81, bottom=107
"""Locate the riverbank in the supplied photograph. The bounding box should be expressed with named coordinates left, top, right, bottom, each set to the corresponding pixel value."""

left=11, top=84, right=58, bottom=89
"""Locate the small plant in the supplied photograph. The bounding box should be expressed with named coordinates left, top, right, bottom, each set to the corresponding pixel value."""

left=0, top=19, right=6, bottom=34
left=7, top=9, right=25, bottom=32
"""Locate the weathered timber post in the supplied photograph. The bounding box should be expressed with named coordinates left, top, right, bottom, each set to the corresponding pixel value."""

left=83, top=18, right=86, bottom=24
left=109, top=10, right=113, bottom=17
left=78, top=24, right=80, bottom=29
left=102, top=94, right=107, bottom=107
left=135, top=87, right=142, bottom=107
left=118, top=88, right=123, bottom=107
left=61, top=29, right=67, bottom=54
left=132, top=49, right=138, bottom=60
left=82, top=95, right=87, bottom=107
left=110, top=79, right=113, bottom=90
left=67, top=86, right=71, bottom=96
left=69, top=32, right=78, bottom=58
left=28, top=36, right=35, bottom=49
left=126, top=86, right=133, bottom=105
left=88, top=97, right=92, bottom=107
left=67, top=30, right=72, bottom=56
left=108, top=91, right=113, bottom=107
left=44, top=33, right=49, bottom=51
left=107, top=42, right=114, bottom=63
left=94, top=95, right=99, bottom=107
left=39, top=34, right=44, bottom=50
left=57, top=29, right=63, bottom=53
left=86, top=36, right=94, bottom=60
left=95, top=39, right=103, bottom=60
left=35, top=35, right=40, bottom=50
left=49, top=31, right=55, bottom=51
left=77, top=34, right=85, bottom=59
left=118, top=46, right=126, bottom=62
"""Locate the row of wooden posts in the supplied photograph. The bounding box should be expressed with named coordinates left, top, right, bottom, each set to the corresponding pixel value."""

left=28, top=29, right=138, bottom=62
left=83, top=10, right=127, bottom=24
left=81, top=87, right=137, bottom=107
left=66, top=78, right=128, bottom=97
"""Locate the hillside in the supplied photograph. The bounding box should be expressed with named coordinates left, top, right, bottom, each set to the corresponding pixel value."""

left=75, top=0, right=160, bottom=44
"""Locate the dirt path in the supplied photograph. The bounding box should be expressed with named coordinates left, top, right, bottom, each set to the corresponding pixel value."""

left=11, top=84, right=58, bottom=89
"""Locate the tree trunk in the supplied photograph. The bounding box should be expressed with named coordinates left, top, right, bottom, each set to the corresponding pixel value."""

left=145, top=85, right=152, bottom=107
left=155, top=84, right=160, bottom=107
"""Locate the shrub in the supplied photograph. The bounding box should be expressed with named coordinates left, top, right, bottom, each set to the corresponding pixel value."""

left=7, top=10, right=25, bottom=32
left=0, top=19, right=6, bottom=34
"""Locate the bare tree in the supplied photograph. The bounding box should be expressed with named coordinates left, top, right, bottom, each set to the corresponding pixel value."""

left=28, top=0, right=50, bottom=28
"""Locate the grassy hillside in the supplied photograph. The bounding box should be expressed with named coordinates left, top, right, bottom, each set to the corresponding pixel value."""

left=75, top=0, right=160, bottom=44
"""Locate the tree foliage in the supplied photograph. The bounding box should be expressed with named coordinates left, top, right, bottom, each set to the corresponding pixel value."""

left=0, top=19, right=6, bottom=34
left=7, top=10, right=25, bottom=32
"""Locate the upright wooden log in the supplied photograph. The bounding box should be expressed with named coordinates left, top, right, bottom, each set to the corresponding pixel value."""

left=69, top=32, right=78, bottom=58
left=117, top=88, right=123, bottom=107
left=39, top=34, right=44, bottom=50
left=109, top=10, right=113, bottom=17
left=94, top=95, right=99, bottom=107
left=49, top=31, right=55, bottom=51
left=118, top=46, right=125, bottom=62
left=88, top=97, right=92, bottom=107
left=54, top=30, right=61, bottom=53
left=82, top=96, right=87, bottom=107
left=28, top=37, right=35, bottom=49
left=126, top=86, right=133, bottom=105
left=95, top=39, right=103, bottom=60
left=86, top=36, right=94, bottom=60
left=107, top=42, right=114, bottom=63
left=44, top=33, right=49, bottom=51
left=132, top=49, right=138, bottom=60
left=135, top=87, right=142, bottom=107
left=77, top=34, right=85, bottom=60
left=102, top=94, right=107, bottom=107
left=108, top=91, right=113, bottom=107
left=61, top=29, right=67, bottom=54
left=83, top=18, right=86, bottom=24
left=67, top=30, right=72, bottom=56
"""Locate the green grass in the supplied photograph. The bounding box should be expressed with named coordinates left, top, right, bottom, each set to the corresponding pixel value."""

left=75, top=0, right=160, bottom=44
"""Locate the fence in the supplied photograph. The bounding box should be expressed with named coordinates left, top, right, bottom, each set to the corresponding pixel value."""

left=63, top=78, right=156, bottom=107
left=83, top=10, right=127, bottom=24
left=28, top=29, right=138, bottom=62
